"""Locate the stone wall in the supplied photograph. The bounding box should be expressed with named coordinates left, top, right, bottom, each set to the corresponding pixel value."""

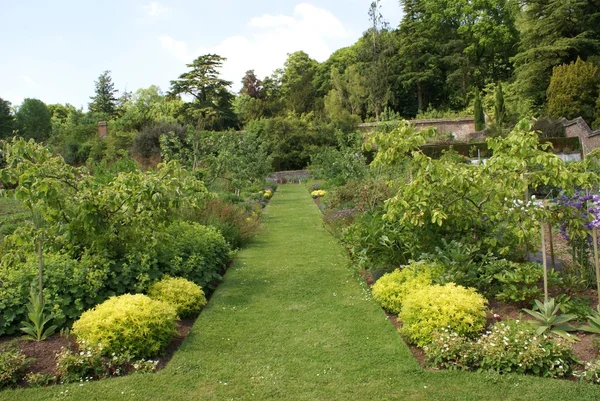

left=562, top=117, right=600, bottom=155
left=267, top=170, right=309, bottom=184
left=359, top=117, right=477, bottom=141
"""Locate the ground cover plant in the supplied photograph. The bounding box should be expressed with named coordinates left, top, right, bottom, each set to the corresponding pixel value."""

left=2, top=185, right=600, bottom=400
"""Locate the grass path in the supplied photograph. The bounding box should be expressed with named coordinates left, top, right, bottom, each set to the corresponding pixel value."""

left=3, top=184, right=600, bottom=400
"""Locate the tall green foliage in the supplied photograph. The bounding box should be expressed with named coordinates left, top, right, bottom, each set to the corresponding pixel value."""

left=169, top=54, right=237, bottom=130
left=15, top=99, right=52, bottom=142
left=513, top=0, right=600, bottom=106
left=0, top=97, right=14, bottom=139
left=281, top=51, right=318, bottom=115
left=474, top=91, right=485, bottom=131
left=495, top=82, right=506, bottom=128
left=88, top=70, right=119, bottom=117
left=546, top=58, right=600, bottom=124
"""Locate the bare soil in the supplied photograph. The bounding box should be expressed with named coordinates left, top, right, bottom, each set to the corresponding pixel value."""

left=0, top=318, right=195, bottom=384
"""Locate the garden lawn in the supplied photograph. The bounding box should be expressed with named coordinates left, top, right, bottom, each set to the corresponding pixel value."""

left=3, top=184, right=600, bottom=400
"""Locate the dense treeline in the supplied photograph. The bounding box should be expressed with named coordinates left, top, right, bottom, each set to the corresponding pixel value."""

left=1, top=0, right=600, bottom=171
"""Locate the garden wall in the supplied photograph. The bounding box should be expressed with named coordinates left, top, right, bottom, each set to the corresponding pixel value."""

left=562, top=117, right=600, bottom=155
left=359, top=117, right=477, bottom=141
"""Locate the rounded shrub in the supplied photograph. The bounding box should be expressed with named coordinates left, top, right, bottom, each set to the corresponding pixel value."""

left=400, top=283, right=488, bottom=347
left=371, top=262, right=437, bottom=314
left=72, top=294, right=178, bottom=359
left=147, top=276, right=207, bottom=318
left=156, top=221, right=231, bottom=291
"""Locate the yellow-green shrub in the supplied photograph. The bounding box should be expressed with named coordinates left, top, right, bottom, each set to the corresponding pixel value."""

left=371, top=262, right=436, bottom=314
left=147, top=276, right=206, bottom=318
left=72, top=294, right=177, bottom=359
left=400, top=283, right=488, bottom=347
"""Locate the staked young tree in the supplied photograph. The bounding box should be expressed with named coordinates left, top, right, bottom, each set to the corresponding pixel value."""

left=15, top=98, right=52, bottom=142
left=169, top=54, right=237, bottom=130
left=89, top=70, right=119, bottom=116
left=0, top=97, right=15, bottom=139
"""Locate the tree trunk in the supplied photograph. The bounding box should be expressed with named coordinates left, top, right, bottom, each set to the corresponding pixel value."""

left=417, top=81, right=423, bottom=113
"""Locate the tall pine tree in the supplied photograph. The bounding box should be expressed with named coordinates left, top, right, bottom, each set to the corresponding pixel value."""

left=89, top=70, right=119, bottom=116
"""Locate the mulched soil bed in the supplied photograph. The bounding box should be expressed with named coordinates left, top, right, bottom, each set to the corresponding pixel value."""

left=0, top=318, right=195, bottom=384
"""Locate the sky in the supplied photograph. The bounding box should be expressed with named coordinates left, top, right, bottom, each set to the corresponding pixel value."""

left=0, top=0, right=403, bottom=110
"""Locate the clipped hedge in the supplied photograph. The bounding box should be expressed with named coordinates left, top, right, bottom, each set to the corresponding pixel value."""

left=72, top=294, right=178, bottom=359
left=371, top=262, right=437, bottom=314
left=147, top=276, right=206, bottom=318
left=400, top=283, right=488, bottom=347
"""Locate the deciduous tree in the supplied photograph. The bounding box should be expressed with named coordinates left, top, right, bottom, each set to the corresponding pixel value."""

left=0, top=97, right=14, bottom=139
left=15, top=98, right=52, bottom=142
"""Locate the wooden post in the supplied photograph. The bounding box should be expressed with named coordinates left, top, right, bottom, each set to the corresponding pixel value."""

left=541, top=222, right=548, bottom=303
left=548, top=224, right=556, bottom=270
left=593, top=227, right=600, bottom=306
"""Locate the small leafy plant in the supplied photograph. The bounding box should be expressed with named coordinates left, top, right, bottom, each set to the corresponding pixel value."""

left=0, top=344, right=31, bottom=389
left=579, top=306, right=600, bottom=334
left=426, top=320, right=577, bottom=378
left=24, top=372, right=56, bottom=387
left=575, top=360, right=600, bottom=384
left=522, top=298, right=578, bottom=340
left=20, top=287, right=57, bottom=342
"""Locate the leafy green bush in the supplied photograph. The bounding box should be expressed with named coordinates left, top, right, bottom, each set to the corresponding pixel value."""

left=0, top=344, right=30, bottom=389
left=183, top=197, right=261, bottom=249
left=476, top=320, right=575, bottom=377
left=425, top=320, right=576, bottom=378
left=574, top=360, right=600, bottom=384
left=56, top=342, right=106, bottom=383
left=72, top=294, right=178, bottom=359
left=0, top=251, right=111, bottom=335
left=147, top=276, right=207, bottom=318
left=371, top=262, right=438, bottom=314
left=156, top=221, right=231, bottom=290
left=493, top=261, right=543, bottom=305
left=400, top=283, right=488, bottom=346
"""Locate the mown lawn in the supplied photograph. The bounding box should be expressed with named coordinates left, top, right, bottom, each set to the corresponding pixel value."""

left=2, top=184, right=600, bottom=400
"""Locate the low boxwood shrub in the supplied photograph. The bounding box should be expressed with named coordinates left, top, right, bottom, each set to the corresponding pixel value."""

left=147, top=276, right=207, bottom=318
left=371, top=262, right=438, bottom=314
left=426, top=320, right=576, bottom=378
left=400, top=283, right=488, bottom=347
left=72, top=294, right=178, bottom=359
left=157, top=221, right=231, bottom=290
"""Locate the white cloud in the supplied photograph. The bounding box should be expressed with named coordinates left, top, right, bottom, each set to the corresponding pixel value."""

left=159, top=3, right=351, bottom=91
left=21, top=76, right=35, bottom=86
left=143, top=1, right=168, bottom=17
